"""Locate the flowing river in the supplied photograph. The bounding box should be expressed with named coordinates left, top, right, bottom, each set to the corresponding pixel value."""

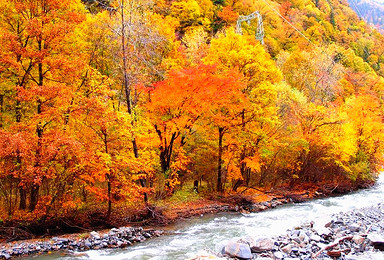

left=34, top=175, right=384, bottom=259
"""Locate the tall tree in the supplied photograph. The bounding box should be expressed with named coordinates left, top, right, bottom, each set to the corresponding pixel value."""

left=0, top=0, right=86, bottom=212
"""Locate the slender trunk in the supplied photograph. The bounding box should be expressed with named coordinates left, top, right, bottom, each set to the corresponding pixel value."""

left=17, top=155, right=26, bottom=210
left=156, top=126, right=178, bottom=175
left=30, top=111, right=43, bottom=211
left=0, top=94, right=3, bottom=128
left=29, top=185, right=39, bottom=211
left=121, top=0, right=133, bottom=116
left=19, top=187, right=27, bottom=210
left=120, top=0, right=147, bottom=201
left=121, top=0, right=140, bottom=157
left=107, top=173, right=112, bottom=217
left=103, top=132, right=112, bottom=217
left=217, top=127, right=225, bottom=193
left=29, top=41, right=44, bottom=211
left=15, top=100, right=27, bottom=210
left=239, top=109, right=250, bottom=187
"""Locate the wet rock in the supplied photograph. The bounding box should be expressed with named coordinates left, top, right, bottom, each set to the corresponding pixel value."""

left=143, top=232, right=152, bottom=238
left=222, top=241, right=252, bottom=259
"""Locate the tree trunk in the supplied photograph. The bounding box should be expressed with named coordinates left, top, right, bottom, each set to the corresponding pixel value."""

left=120, top=0, right=147, bottom=202
left=19, top=187, right=26, bottom=210
left=0, top=94, right=3, bottom=128
left=29, top=184, right=39, bottom=211
left=217, top=127, right=225, bottom=193
left=107, top=173, right=112, bottom=217
left=29, top=43, right=44, bottom=211
left=30, top=115, right=43, bottom=211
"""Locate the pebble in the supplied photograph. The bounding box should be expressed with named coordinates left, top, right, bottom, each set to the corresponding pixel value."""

left=0, top=227, right=163, bottom=258
left=219, top=203, right=384, bottom=259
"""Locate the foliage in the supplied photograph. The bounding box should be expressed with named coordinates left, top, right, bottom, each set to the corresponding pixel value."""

left=0, top=0, right=384, bottom=223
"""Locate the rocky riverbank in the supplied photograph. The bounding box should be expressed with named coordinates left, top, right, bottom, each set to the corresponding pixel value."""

left=0, top=189, right=323, bottom=259
left=0, top=227, right=163, bottom=259
left=218, top=203, right=384, bottom=259
left=0, top=183, right=375, bottom=259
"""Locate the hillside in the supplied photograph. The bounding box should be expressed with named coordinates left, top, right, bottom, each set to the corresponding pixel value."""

left=348, top=0, right=384, bottom=32
left=0, top=0, right=383, bottom=232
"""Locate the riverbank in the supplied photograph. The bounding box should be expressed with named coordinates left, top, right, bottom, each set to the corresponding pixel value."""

left=217, top=203, right=384, bottom=259
left=161, top=179, right=374, bottom=224
left=0, top=179, right=375, bottom=259
left=0, top=227, right=163, bottom=259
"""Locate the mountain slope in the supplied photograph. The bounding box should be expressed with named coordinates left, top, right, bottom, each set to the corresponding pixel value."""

left=348, top=0, right=384, bottom=32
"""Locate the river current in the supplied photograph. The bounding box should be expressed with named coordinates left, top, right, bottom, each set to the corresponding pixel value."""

left=35, top=174, right=384, bottom=259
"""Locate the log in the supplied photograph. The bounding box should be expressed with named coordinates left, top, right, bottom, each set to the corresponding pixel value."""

left=312, top=235, right=353, bottom=259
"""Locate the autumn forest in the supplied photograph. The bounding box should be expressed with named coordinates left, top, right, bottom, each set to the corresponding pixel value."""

left=0, top=0, right=384, bottom=230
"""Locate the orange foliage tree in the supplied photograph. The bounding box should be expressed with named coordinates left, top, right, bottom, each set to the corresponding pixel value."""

left=147, top=64, right=246, bottom=193
left=0, top=0, right=86, bottom=214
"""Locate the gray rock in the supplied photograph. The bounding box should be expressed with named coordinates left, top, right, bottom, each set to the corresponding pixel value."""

left=348, top=224, right=360, bottom=233
left=298, top=231, right=309, bottom=243
left=352, top=235, right=365, bottom=245
left=52, top=237, right=69, bottom=243
left=310, top=234, right=321, bottom=242
left=274, top=251, right=284, bottom=259
left=143, top=232, right=152, bottom=238
left=368, top=234, right=384, bottom=250
left=110, top=228, right=119, bottom=233
left=90, top=231, right=101, bottom=240
left=223, top=241, right=252, bottom=259
left=281, top=244, right=292, bottom=254
left=250, top=237, right=274, bottom=252
left=298, top=248, right=308, bottom=254
left=292, top=237, right=301, bottom=244
left=318, top=227, right=332, bottom=237
left=291, top=230, right=300, bottom=237
left=84, top=240, right=92, bottom=249
left=0, top=253, right=11, bottom=260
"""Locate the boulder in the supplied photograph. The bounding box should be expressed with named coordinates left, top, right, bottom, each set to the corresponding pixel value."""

left=310, top=234, right=321, bottom=242
left=249, top=237, right=274, bottom=253
left=281, top=244, right=292, bottom=254
left=52, top=237, right=69, bottom=243
left=274, top=251, right=284, bottom=259
left=327, top=250, right=342, bottom=257
left=352, top=235, right=365, bottom=245
left=348, top=224, right=360, bottom=233
left=90, top=231, right=101, bottom=240
left=222, top=241, right=252, bottom=259
left=368, top=234, right=384, bottom=251
left=0, top=253, right=11, bottom=260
